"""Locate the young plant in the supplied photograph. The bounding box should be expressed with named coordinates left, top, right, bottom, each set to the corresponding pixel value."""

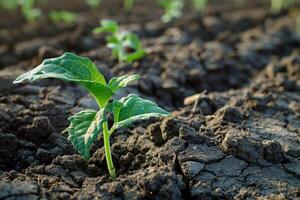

left=158, top=0, right=184, bottom=23
left=93, top=19, right=146, bottom=63
left=124, top=0, right=135, bottom=12
left=13, top=52, right=170, bottom=178
left=49, top=10, right=76, bottom=24
left=20, top=0, right=41, bottom=22
left=192, top=0, right=207, bottom=12
left=270, top=0, right=298, bottom=14
left=0, top=0, right=19, bottom=10
left=0, top=0, right=42, bottom=22
left=86, top=0, right=101, bottom=9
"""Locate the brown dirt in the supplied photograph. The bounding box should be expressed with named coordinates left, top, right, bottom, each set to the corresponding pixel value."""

left=0, top=0, right=299, bottom=199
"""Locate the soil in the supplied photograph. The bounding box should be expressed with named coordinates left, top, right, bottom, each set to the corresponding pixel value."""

left=0, top=0, right=300, bottom=199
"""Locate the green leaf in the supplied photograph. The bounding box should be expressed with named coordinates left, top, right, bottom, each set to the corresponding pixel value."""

left=124, top=50, right=146, bottom=63
left=86, top=0, right=101, bottom=8
left=123, top=33, right=142, bottom=49
left=49, top=10, right=76, bottom=24
left=66, top=109, right=104, bottom=160
left=93, top=19, right=119, bottom=34
left=112, top=94, right=170, bottom=128
left=13, top=52, right=113, bottom=107
left=124, top=0, right=135, bottom=11
left=108, top=74, right=140, bottom=93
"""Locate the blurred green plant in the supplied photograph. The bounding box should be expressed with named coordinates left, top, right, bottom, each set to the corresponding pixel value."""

left=158, top=0, right=184, bottom=23
left=86, top=0, right=101, bottom=9
left=124, top=0, right=135, bottom=11
left=93, top=19, right=146, bottom=63
left=49, top=10, right=76, bottom=24
left=192, top=0, right=207, bottom=12
left=296, top=13, right=300, bottom=35
left=270, top=0, right=298, bottom=14
left=20, top=0, right=42, bottom=22
left=0, top=0, right=19, bottom=10
left=0, top=0, right=42, bottom=22
left=232, top=0, right=245, bottom=7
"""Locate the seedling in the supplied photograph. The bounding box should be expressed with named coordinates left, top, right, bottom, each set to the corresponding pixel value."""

left=86, top=0, right=101, bottom=9
left=192, top=0, right=207, bottom=12
left=20, top=0, right=41, bottom=22
left=0, top=0, right=19, bottom=10
left=13, top=52, right=170, bottom=178
left=93, top=19, right=146, bottom=63
left=158, top=0, right=184, bottom=23
left=270, top=0, right=298, bottom=13
left=124, top=0, right=135, bottom=12
left=0, top=0, right=41, bottom=22
left=49, top=10, right=76, bottom=24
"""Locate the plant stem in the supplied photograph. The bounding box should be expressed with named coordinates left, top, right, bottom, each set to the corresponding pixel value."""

left=102, top=121, right=116, bottom=179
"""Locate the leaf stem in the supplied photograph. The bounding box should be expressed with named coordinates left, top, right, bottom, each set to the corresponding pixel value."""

left=108, top=125, right=117, bottom=136
left=102, top=120, right=116, bottom=179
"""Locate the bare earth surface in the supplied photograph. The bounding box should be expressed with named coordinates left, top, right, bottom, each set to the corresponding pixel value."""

left=0, top=1, right=299, bottom=199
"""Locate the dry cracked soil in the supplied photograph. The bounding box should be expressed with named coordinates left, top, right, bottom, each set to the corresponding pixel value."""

left=0, top=0, right=299, bottom=199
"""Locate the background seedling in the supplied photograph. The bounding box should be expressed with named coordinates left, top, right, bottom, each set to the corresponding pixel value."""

left=124, top=0, right=135, bottom=12
left=158, top=0, right=184, bottom=23
left=0, top=0, right=19, bottom=10
left=49, top=10, right=76, bottom=24
left=192, top=0, right=208, bottom=12
left=270, top=0, right=298, bottom=14
left=0, top=0, right=46, bottom=22
left=93, top=19, right=146, bottom=63
left=13, top=52, right=170, bottom=178
left=86, top=0, right=101, bottom=9
left=20, top=0, right=42, bottom=22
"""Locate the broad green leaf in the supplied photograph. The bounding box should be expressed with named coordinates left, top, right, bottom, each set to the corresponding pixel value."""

left=66, top=109, right=104, bottom=160
left=93, top=19, right=119, bottom=34
left=112, top=94, right=170, bottom=128
left=108, top=74, right=140, bottom=93
left=13, top=52, right=113, bottom=107
left=13, top=52, right=106, bottom=84
left=112, top=100, right=123, bottom=123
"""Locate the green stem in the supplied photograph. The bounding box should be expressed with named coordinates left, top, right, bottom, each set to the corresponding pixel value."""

left=102, top=120, right=116, bottom=179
